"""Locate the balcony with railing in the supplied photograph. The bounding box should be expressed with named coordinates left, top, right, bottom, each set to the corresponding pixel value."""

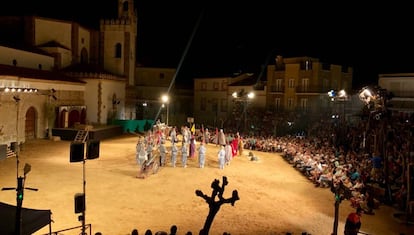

left=391, top=90, right=414, bottom=98
left=269, top=85, right=285, bottom=93
left=295, top=85, right=328, bottom=94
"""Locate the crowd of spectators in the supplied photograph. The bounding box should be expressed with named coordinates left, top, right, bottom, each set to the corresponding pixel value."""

left=238, top=111, right=413, bottom=215
left=132, top=107, right=413, bottom=234
left=95, top=227, right=313, bottom=235
left=98, top=226, right=310, bottom=235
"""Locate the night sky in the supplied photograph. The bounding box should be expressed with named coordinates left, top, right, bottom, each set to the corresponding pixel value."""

left=2, top=1, right=414, bottom=90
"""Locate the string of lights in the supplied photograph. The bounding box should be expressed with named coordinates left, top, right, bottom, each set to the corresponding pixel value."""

left=1, top=87, right=38, bottom=93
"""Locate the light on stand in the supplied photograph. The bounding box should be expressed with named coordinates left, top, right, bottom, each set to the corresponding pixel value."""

left=161, top=95, right=169, bottom=126
left=232, top=89, right=255, bottom=133
left=13, top=96, right=21, bottom=102
left=23, top=163, right=31, bottom=176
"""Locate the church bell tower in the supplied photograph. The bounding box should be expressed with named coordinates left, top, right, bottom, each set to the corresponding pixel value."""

left=100, top=0, right=137, bottom=86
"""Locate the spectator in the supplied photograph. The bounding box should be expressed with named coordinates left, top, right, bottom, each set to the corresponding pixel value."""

left=169, top=225, right=177, bottom=235
left=370, top=151, right=383, bottom=181
left=344, top=207, right=363, bottom=235
left=155, top=231, right=167, bottom=235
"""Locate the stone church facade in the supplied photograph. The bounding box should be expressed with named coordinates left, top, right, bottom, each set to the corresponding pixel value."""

left=0, top=0, right=137, bottom=148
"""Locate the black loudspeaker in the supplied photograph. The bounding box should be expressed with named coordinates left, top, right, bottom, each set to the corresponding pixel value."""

left=74, top=193, right=85, bottom=213
left=70, top=142, right=84, bottom=162
left=86, top=140, right=100, bottom=160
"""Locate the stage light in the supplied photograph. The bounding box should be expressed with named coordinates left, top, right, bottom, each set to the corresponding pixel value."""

left=23, top=163, right=31, bottom=175
left=1, top=87, right=38, bottom=93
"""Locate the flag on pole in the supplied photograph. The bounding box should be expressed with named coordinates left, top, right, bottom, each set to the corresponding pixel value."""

left=191, top=124, right=195, bottom=134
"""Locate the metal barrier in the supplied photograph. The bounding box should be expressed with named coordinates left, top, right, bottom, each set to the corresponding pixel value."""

left=41, top=223, right=92, bottom=235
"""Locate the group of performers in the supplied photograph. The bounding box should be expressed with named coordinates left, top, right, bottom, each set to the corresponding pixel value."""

left=135, top=124, right=244, bottom=177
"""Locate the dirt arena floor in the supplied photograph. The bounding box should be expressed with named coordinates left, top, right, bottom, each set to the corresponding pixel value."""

left=0, top=134, right=413, bottom=235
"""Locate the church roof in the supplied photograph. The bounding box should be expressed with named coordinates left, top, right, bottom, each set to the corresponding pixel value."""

left=38, top=40, right=71, bottom=50
left=0, top=64, right=86, bottom=84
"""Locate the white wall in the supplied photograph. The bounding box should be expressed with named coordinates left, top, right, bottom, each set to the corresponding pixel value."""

left=0, top=76, right=85, bottom=144
left=83, top=79, right=125, bottom=124
left=0, top=92, right=46, bottom=144
left=102, top=31, right=124, bottom=76
left=379, top=75, right=414, bottom=97
left=0, top=46, right=54, bottom=70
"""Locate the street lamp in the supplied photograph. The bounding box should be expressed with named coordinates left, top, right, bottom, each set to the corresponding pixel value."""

left=161, top=95, right=169, bottom=126
left=327, top=89, right=349, bottom=235
left=232, top=90, right=255, bottom=99
left=232, top=90, right=254, bottom=132
left=358, top=86, right=394, bottom=205
left=328, top=89, right=348, bottom=122
left=358, top=86, right=387, bottom=150
left=142, top=102, right=147, bottom=120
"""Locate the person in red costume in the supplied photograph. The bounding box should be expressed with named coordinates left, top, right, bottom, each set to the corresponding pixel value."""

left=231, top=132, right=240, bottom=157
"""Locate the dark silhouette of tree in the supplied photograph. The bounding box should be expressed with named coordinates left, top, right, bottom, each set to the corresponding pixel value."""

left=195, top=176, right=239, bottom=235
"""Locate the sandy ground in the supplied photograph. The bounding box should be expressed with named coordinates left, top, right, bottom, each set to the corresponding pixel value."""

left=0, top=134, right=412, bottom=235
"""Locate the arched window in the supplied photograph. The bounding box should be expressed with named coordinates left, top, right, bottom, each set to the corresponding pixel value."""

left=115, top=43, right=122, bottom=58
left=80, top=48, right=88, bottom=64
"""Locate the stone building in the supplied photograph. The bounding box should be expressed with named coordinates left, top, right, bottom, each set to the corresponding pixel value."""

left=378, top=73, right=414, bottom=117
left=0, top=0, right=137, bottom=151
left=266, top=56, right=353, bottom=115
left=193, top=56, right=353, bottom=134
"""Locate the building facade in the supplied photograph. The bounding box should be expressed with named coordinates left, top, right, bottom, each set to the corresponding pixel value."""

left=266, top=56, right=353, bottom=115
left=127, top=67, right=175, bottom=122
left=378, top=73, right=414, bottom=116
left=0, top=45, right=86, bottom=147
left=0, top=0, right=194, bottom=150
left=193, top=73, right=259, bottom=129
left=0, top=0, right=137, bottom=147
left=193, top=56, right=353, bottom=134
